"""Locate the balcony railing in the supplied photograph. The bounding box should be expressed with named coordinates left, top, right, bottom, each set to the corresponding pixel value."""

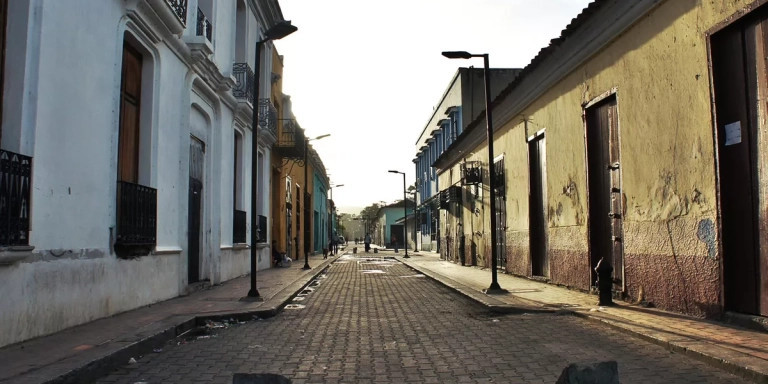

left=165, top=0, right=188, bottom=25
left=116, top=181, right=157, bottom=248
left=273, top=120, right=306, bottom=160
left=258, top=98, right=277, bottom=136
left=196, top=8, right=212, bottom=42
left=233, top=209, right=246, bottom=244
left=0, top=150, right=32, bottom=246
left=232, top=63, right=254, bottom=105
left=257, top=214, right=267, bottom=243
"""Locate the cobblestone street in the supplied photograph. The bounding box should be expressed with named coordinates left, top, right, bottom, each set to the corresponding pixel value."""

left=95, top=256, right=744, bottom=383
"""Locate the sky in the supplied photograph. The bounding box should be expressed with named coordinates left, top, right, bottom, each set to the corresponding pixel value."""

left=274, top=0, right=594, bottom=214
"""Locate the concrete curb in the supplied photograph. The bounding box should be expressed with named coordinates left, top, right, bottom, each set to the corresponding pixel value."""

left=569, top=310, right=768, bottom=384
left=43, top=256, right=339, bottom=384
left=398, top=258, right=556, bottom=315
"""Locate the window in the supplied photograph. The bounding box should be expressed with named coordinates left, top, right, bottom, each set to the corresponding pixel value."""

left=0, top=0, right=6, bottom=144
left=118, top=44, right=142, bottom=183
left=233, top=132, right=243, bottom=208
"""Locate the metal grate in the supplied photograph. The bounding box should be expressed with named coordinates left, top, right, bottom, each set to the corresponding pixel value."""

left=233, top=209, right=246, bottom=243
left=232, top=63, right=254, bottom=105
left=0, top=150, right=31, bottom=246
left=165, top=0, right=188, bottom=25
left=196, top=7, right=212, bottom=42
left=116, top=181, right=157, bottom=247
left=258, top=99, right=277, bottom=136
left=257, top=214, right=267, bottom=243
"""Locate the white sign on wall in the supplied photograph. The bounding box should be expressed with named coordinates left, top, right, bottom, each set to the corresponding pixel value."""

left=724, top=121, right=742, bottom=146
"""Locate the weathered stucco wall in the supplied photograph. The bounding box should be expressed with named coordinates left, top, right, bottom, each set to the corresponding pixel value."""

left=438, top=0, right=762, bottom=316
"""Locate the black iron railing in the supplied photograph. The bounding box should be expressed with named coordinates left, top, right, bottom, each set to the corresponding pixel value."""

left=196, top=8, right=212, bottom=42
left=165, top=0, right=188, bottom=25
left=116, top=181, right=157, bottom=247
left=257, top=214, right=267, bottom=243
left=461, top=161, right=482, bottom=185
left=233, top=209, right=246, bottom=243
left=258, top=98, right=277, bottom=136
left=0, top=150, right=32, bottom=246
left=273, top=120, right=305, bottom=159
left=232, top=63, right=254, bottom=105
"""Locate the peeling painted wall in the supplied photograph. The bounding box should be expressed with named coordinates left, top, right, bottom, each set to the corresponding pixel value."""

left=436, top=0, right=764, bottom=317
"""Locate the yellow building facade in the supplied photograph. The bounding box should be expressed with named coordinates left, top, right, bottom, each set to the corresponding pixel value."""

left=436, top=0, right=768, bottom=318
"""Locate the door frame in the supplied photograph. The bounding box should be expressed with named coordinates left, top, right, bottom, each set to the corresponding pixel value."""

left=583, top=88, right=625, bottom=292
left=493, top=154, right=507, bottom=271
left=707, top=5, right=768, bottom=315
left=528, top=129, right=549, bottom=278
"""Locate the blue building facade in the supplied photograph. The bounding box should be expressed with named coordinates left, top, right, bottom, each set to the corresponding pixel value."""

left=313, top=172, right=328, bottom=254
left=413, top=67, right=521, bottom=253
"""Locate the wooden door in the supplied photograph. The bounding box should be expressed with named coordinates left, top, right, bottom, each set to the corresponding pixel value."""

left=0, top=0, right=7, bottom=145
left=188, top=138, right=204, bottom=283
left=118, top=45, right=142, bottom=183
left=586, top=96, right=623, bottom=289
left=529, top=134, right=549, bottom=277
left=493, top=157, right=507, bottom=270
left=711, top=10, right=768, bottom=315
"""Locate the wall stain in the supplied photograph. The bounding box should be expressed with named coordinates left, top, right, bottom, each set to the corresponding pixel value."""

left=696, top=218, right=717, bottom=260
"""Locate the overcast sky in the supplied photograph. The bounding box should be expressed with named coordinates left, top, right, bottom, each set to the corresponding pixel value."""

left=274, top=0, right=594, bottom=214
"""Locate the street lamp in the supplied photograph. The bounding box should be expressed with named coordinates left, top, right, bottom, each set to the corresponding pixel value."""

left=330, top=184, right=344, bottom=252
left=303, top=133, right=330, bottom=270
left=247, top=20, right=298, bottom=300
left=407, top=189, right=419, bottom=252
left=388, top=170, right=409, bottom=258
left=442, top=51, right=506, bottom=294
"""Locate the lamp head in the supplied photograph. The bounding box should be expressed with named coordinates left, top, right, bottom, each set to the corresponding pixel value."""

left=265, top=20, right=298, bottom=41
left=442, top=51, right=473, bottom=59
left=388, top=170, right=401, bottom=174
left=309, top=134, right=330, bottom=141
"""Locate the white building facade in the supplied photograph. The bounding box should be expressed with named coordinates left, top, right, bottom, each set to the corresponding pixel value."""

left=0, top=0, right=288, bottom=348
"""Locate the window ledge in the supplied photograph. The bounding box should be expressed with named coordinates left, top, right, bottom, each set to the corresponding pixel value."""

left=185, top=35, right=213, bottom=58
left=0, top=245, right=35, bottom=266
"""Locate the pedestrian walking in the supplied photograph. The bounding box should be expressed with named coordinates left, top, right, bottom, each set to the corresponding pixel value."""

left=391, top=234, right=398, bottom=253
left=364, top=233, right=371, bottom=253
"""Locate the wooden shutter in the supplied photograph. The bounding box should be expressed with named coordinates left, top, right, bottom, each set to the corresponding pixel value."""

left=118, top=44, right=142, bottom=183
left=0, top=0, right=7, bottom=145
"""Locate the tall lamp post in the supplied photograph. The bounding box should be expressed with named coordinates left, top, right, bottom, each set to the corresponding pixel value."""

left=442, top=51, right=506, bottom=294
left=303, top=133, right=330, bottom=270
left=330, top=184, right=344, bottom=252
left=247, top=20, right=297, bottom=299
left=408, top=190, right=419, bottom=252
left=388, top=170, right=409, bottom=258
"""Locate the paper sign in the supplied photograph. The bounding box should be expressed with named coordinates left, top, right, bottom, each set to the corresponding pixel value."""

left=725, top=121, right=742, bottom=146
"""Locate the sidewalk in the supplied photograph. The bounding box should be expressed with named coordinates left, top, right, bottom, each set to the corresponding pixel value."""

left=6, top=247, right=768, bottom=383
left=0, top=253, right=338, bottom=384
left=396, top=250, right=768, bottom=383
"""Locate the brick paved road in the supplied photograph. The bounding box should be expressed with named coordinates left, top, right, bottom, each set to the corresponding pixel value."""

left=95, top=256, right=745, bottom=383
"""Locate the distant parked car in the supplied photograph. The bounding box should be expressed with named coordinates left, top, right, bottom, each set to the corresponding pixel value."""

left=338, top=236, right=346, bottom=245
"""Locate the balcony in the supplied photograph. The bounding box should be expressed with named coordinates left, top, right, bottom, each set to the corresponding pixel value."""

left=232, top=63, right=254, bottom=105
left=256, top=214, right=267, bottom=243
left=0, top=149, right=31, bottom=247
left=166, top=0, right=188, bottom=25
left=273, top=120, right=306, bottom=160
left=233, top=209, right=246, bottom=244
left=142, top=0, right=187, bottom=35
left=115, top=181, right=157, bottom=256
left=196, top=8, right=212, bottom=43
left=258, top=98, right=278, bottom=136
left=461, top=161, right=482, bottom=185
